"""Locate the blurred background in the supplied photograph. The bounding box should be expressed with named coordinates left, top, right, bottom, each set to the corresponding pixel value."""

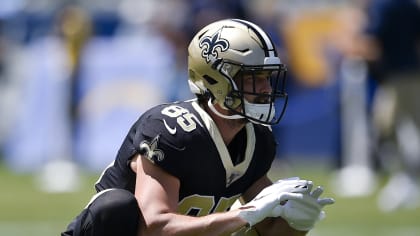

left=0, top=0, right=419, bottom=235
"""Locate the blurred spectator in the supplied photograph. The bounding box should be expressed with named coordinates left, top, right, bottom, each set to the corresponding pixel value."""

left=0, top=0, right=27, bottom=161
left=73, top=1, right=180, bottom=171
left=1, top=3, right=93, bottom=193
left=0, top=18, right=17, bottom=156
left=320, top=4, right=378, bottom=197
left=268, top=2, right=380, bottom=197
left=272, top=2, right=350, bottom=163
left=361, top=0, right=420, bottom=211
left=2, top=4, right=75, bottom=173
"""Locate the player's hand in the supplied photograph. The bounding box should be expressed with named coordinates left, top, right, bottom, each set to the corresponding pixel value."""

left=272, top=183, right=335, bottom=231
left=238, top=178, right=311, bottom=227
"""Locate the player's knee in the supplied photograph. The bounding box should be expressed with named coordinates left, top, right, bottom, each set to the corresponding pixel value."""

left=92, top=189, right=139, bottom=220
left=89, top=189, right=141, bottom=235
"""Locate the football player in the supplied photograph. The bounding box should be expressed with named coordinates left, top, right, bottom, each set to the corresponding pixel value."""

left=62, top=19, right=334, bottom=236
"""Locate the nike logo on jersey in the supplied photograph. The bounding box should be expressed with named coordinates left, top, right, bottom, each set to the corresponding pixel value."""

left=163, top=119, right=177, bottom=135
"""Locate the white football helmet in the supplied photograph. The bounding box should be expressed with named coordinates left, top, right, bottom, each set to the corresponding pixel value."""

left=188, top=19, right=288, bottom=125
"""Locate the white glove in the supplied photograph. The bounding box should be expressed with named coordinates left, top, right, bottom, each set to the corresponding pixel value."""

left=238, top=178, right=311, bottom=227
left=272, top=183, right=335, bottom=231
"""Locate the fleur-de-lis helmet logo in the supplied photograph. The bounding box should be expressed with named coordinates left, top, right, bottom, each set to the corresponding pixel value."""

left=139, top=135, right=165, bottom=162
left=199, top=29, right=229, bottom=63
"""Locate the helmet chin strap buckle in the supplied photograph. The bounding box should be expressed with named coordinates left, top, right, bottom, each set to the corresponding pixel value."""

left=225, top=96, right=234, bottom=106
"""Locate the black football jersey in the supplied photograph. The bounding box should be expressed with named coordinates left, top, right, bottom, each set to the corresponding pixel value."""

left=95, top=99, right=277, bottom=216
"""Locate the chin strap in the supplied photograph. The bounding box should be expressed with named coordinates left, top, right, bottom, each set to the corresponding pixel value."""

left=207, top=99, right=276, bottom=125
left=207, top=99, right=244, bottom=120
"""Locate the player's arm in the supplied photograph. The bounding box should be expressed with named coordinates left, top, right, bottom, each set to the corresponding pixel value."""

left=133, top=154, right=249, bottom=236
left=241, top=175, right=307, bottom=236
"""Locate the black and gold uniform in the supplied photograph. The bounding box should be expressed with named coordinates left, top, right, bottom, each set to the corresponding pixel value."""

left=62, top=99, right=277, bottom=236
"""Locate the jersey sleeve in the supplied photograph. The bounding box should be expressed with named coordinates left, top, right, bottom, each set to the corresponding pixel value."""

left=131, top=106, right=189, bottom=179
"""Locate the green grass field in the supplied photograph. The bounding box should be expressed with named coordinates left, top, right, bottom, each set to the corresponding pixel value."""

left=0, top=160, right=419, bottom=236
